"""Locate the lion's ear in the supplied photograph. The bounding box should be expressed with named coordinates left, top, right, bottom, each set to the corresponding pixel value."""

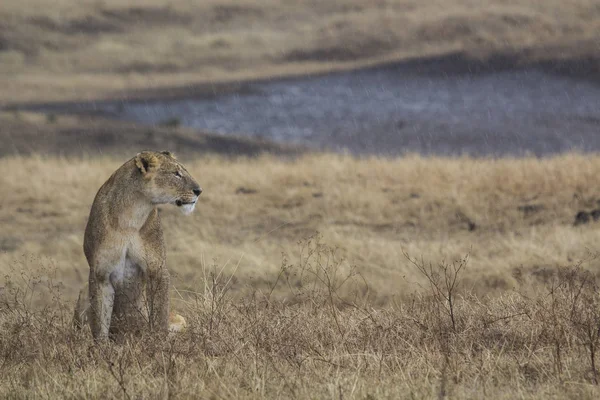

left=161, top=150, right=176, bottom=159
left=135, top=152, right=160, bottom=174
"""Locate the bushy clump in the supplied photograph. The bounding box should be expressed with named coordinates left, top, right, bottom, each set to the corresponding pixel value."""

left=1, top=238, right=600, bottom=399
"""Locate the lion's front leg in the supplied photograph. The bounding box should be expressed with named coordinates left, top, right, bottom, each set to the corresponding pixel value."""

left=137, top=208, right=169, bottom=334
left=112, top=268, right=148, bottom=337
left=88, top=270, right=115, bottom=341
left=136, top=208, right=169, bottom=335
left=146, top=266, right=170, bottom=334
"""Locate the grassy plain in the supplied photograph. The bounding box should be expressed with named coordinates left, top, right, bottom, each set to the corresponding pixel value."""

left=3, top=0, right=600, bottom=397
left=3, top=148, right=600, bottom=303
left=1, top=0, right=600, bottom=104
left=3, top=151, right=600, bottom=398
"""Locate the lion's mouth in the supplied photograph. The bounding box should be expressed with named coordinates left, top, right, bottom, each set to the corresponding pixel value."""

left=175, top=199, right=196, bottom=207
left=176, top=198, right=197, bottom=216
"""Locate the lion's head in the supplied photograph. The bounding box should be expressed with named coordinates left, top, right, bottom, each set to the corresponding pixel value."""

left=134, top=151, right=202, bottom=215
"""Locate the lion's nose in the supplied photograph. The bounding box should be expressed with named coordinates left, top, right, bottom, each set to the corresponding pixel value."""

left=193, top=188, right=202, bottom=196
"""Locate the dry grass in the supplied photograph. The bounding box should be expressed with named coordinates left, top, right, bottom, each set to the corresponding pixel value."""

left=2, top=0, right=600, bottom=104
left=2, top=153, right=600, bottom=305
left=3, top=153, right=600, bottom=397
left=3, top=236, right=600, bottom=398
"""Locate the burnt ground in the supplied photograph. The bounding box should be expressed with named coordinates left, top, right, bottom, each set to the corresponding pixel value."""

left=0, top=113, right=303, bottom=159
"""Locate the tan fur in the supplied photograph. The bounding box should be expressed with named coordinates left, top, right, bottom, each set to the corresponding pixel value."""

left=82, top=151, right=201, bottom=340
left=73, top=283, right=187, bottom=335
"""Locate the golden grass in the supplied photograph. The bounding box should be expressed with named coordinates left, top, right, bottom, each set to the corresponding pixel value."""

left=2, top=153, right=600, bottom=305
left=2, top=0, right=600, bottom=104
left=3, top=153, right=600, bottom=397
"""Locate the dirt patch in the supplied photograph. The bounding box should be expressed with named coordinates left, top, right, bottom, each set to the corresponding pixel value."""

left=211, top=5, right=263, bottom=23
left=113, top=61, right=184, bottom=74
left=573, top=209, right=600, bottom=226
left=100, top=6, right=192, bottom=26
left=0, top=20, right=45, bottom=55
left=283, top=37, right=393, bottom=63
left=29, top=15, right=123, bottom=35
left=518, top=204, right=545, bottom=217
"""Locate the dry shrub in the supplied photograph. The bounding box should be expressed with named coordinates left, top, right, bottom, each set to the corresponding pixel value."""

left=2, top=237, right=600, bottom=398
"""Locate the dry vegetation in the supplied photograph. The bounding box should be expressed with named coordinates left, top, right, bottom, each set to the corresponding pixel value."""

left=3, top=125, right=600, bottom=398
left=3, top=150, right=600, bottom=398
left=3, top=229, right=600, bottom=398
left=3, top=153, right=600, bottom=305
left=2, top=0, right=600, bottom=104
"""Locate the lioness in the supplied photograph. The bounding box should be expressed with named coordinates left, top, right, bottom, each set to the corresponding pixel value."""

left=84, top=151, right=201, bottom=340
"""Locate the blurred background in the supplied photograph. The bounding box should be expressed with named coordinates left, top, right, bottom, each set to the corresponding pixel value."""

left=1, top=0, right=600, bottom=156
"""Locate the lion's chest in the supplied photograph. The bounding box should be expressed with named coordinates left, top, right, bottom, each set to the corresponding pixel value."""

left=108, top=236, right=147, bottom=288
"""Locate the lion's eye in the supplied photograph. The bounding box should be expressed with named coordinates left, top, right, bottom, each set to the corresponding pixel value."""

left=174, top=171, right=182, bottom=178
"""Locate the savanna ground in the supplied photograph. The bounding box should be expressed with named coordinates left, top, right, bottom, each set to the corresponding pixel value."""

left=3, top=0, right=600, bottom=398
left=3, top=151, right=600, bottom=398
